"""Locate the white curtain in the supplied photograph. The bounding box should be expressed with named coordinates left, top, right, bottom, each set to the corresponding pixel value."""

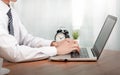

left=14, top=0, right=72, bottom=40
left=72, top=0, right=120, bottom=50
left=14, top=0, right=120, bottom=50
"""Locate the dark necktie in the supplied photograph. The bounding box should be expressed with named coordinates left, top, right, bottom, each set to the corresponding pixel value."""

left=7, top=9, right=14, bottom=36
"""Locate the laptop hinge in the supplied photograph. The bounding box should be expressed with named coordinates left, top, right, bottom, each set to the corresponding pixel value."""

left=91, top=48, right=97, bottom=57
left=91, top=46, right=100, bottom=59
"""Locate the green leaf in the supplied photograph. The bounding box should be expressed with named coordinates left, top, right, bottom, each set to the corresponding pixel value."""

left=72, top=30, right=79, bottom=39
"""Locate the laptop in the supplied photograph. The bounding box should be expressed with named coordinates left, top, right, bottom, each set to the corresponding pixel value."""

left=50, top=15, right=117, bottom=62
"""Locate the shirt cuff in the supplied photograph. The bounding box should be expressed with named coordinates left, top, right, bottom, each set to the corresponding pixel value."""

left=40, top=47, right=57, bottom=56
left=43, top=40, right=53, bottom=46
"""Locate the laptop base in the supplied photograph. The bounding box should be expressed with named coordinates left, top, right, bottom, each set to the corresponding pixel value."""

left=49, top=54, right=97, bottom=62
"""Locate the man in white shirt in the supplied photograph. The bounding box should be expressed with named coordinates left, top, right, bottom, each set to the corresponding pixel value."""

left=0, top=0, right=79, bottom=62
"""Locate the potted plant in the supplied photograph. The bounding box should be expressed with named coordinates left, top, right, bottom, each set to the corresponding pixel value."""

left=72, top=30, right=79, bottom=39
left=72, top=29, right=80, bottom=44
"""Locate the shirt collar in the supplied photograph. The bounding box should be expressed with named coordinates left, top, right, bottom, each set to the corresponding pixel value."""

left=0, top=0, right=11, bottom=14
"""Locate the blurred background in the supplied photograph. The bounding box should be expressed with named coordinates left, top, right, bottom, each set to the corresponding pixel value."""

left=13, top=0, right=120, bottom=50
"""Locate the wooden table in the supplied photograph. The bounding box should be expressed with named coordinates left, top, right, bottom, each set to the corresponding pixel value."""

left=3, top=50, right=120, bottom=75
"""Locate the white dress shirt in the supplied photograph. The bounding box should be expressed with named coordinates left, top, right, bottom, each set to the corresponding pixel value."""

left=0, top=1, right=57, bottom=62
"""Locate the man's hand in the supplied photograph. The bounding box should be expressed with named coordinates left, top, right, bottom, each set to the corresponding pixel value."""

left=51, top=39, right=80, bottom=55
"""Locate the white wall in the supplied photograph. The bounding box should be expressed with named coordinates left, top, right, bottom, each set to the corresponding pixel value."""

left=14, top=0, right=120, bottom=50
left=14, top=0, right=72, bottom=40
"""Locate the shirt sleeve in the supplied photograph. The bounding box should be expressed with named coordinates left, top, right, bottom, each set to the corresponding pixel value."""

left=18, top=22, right=53, bottom=48
left=0, top=44, right=57, bottom=62
left=0, top=21, right=57, bottom=62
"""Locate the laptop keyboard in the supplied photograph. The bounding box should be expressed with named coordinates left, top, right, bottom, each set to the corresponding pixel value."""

left=71, top=48, right=89, bottom=58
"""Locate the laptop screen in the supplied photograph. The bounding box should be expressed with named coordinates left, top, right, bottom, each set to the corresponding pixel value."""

left=93, top=15, right=117, bottom=59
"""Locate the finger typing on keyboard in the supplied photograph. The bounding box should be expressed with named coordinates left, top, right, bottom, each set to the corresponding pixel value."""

left=71, top=50, right=80, bottom=58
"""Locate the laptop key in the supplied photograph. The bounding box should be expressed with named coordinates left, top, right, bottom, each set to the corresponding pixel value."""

left=80, top=48, right=89, bottom=58
left=71, top=50, right=80, bottom=58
